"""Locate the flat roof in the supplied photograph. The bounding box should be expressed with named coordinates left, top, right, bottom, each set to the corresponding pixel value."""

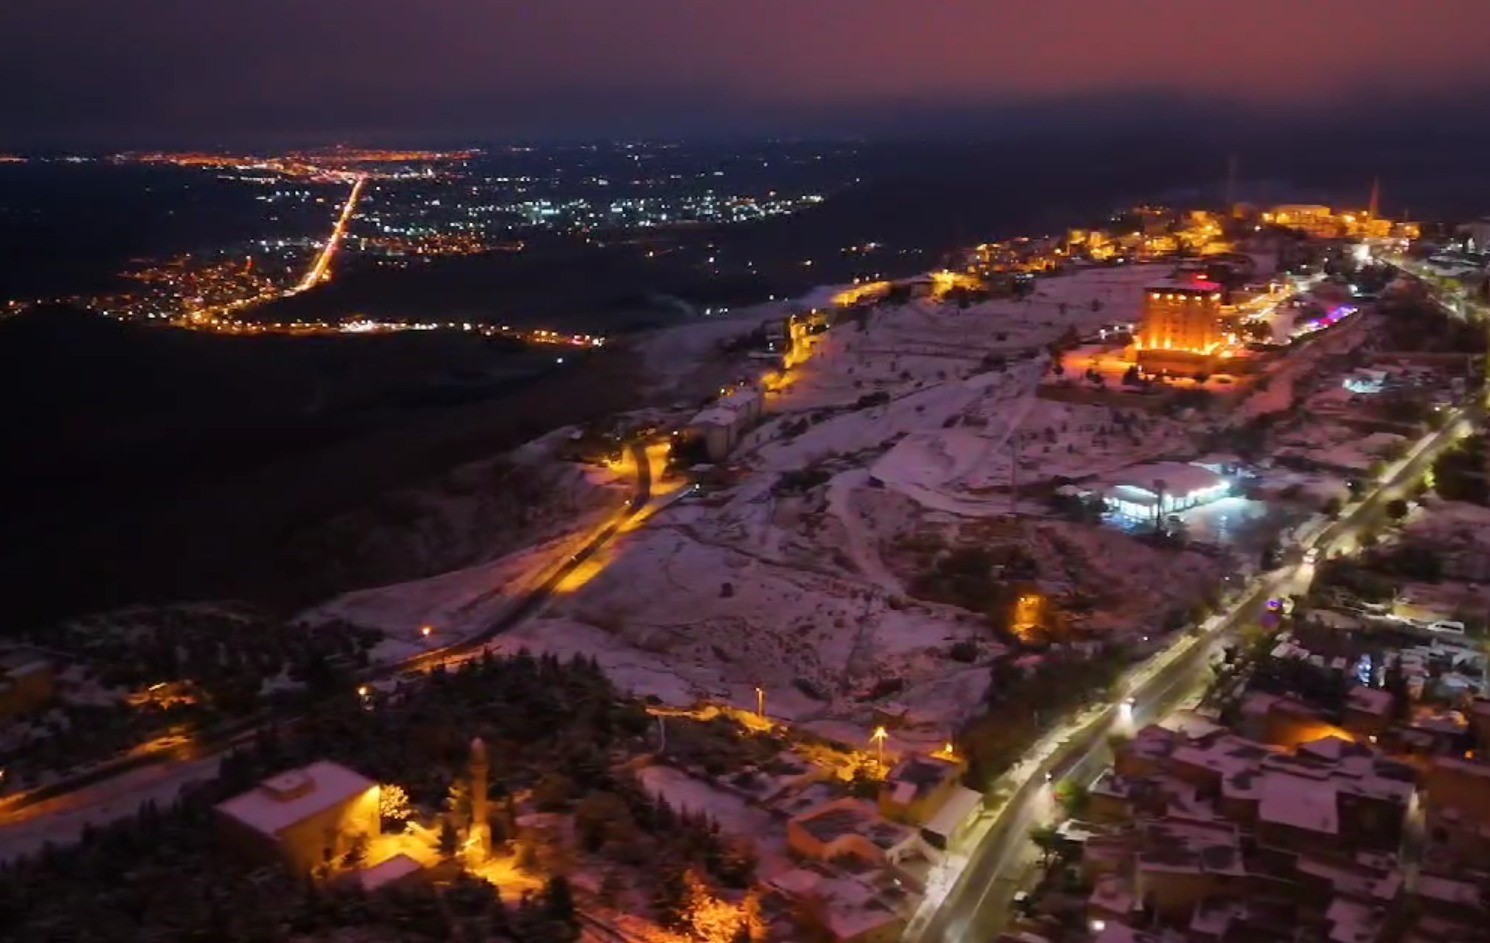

left=886, top=753, right=959, bottom=800
left=1107, top=462, right=1227, bottom=500
left=922, top=785, right=983, bottom=839
left=357, top=853, right=423, bottom=891
left=1147, top=275, right=1223, bottom=293
left=217, top=760, right=376, bottom=839
left=1259, top=772, right=1339, bottom=835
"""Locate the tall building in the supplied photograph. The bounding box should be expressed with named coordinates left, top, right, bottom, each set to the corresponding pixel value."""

left=1134, top=275, right=1225, bottom=372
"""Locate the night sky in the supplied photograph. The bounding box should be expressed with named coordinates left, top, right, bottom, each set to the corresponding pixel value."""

left=2, top=0, right=1487, bottom=146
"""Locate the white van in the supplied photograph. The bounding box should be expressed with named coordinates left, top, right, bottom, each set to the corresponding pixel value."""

left=1428, top=620, right=1466, bottom=635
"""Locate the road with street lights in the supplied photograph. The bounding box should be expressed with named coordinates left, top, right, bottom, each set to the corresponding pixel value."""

left=913, top=399, right=1479, bottom=943
left=0, top=441, right=673, bottom=835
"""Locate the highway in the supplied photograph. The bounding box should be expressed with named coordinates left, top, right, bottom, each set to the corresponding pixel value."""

left=913, top=401, right=1479, bottom=943
left=293, top=174, right=367, bottom=293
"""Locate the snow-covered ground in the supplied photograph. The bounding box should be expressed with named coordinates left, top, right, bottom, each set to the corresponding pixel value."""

left=635, top=765, right=792, bottom=877
left=306, top=266, right=1248, bottom=744
left=297, top=428, right=631, bottom=660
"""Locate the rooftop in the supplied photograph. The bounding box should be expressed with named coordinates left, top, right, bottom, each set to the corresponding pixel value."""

left=1259, top=772, right=1339, bottom=835
left=1106, top=462, right=1227, bottom=501
left=356, top=853, right=422, bottom=891
left=216, top=760, right=377, bottom=839
left=794, top=798, right=913, bottom=850
left=1147, top=274, right=1223, bottom=294
left=884, top=753, right=959, bottom=804
left=1347, top=685, right=1395, bottom=718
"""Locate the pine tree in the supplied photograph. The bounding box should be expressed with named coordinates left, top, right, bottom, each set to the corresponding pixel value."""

left=438, top=819, right=461, bottom=859
left=652, top=861, right=689, bottom=929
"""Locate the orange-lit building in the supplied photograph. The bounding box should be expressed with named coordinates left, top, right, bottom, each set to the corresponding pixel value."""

left=1133, top=275, right=1225, bottom=373
left=215, top=761, right=381, bottom=876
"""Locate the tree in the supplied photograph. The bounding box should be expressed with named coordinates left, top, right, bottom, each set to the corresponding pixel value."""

left=1322, top=496, right=1344, bottom=518
left=380, top=783, right=412, bottom=826
left=575, top=791, right=634, bottom=852
left=1383, top=659, right=1410, bottom=722
left=343, top=832, right=369, bottom=870
left=438, top=819, right=461, bottom=859
left=1052, top=778, right=1090, bottom=817
left=1385, top=498, right=1409, bottom=522
left=543, top=875, right=576, bottom=925
left=652, top=862, right=690, bottom=930
left=597, top=870, right=625, bottom=909
left=1030, top=823, right=1064, bottom=866
left=445, top=777, right=472, bottom=825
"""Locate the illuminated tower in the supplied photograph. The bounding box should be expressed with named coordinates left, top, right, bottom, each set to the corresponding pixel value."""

left=467, top=737, right=490, bottom=860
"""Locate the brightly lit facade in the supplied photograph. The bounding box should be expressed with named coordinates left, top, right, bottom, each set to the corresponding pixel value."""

left=1100, top=463, right=1231, bottom=521
left=1134, top=275, right=1225, bottom=372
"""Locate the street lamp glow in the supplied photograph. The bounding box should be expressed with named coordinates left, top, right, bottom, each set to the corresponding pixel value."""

left=420, top=625, right=433, bottom=639
left=871, top=725, right=888, bottom=770
left=754, top=685, right=765, bottom=719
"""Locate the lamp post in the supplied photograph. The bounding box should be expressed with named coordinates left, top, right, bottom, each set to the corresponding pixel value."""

left=755, top=686, right=765, bottom=720
left=872, top=726, right=888, bottom=772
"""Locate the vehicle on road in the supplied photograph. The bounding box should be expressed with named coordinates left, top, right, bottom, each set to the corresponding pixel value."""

left=1427, top=620, right=1466, bottom=635
left=1303, top=547, right=1320, bottom=565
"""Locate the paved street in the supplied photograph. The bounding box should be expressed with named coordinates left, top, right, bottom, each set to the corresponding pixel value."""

left=911, top=401, right=1477, bottom=942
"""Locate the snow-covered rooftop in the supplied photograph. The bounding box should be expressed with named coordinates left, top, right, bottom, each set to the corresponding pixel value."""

left=1259, top=772, right=1339, bottom=835
left=357, top=853, right=423, bottom=891
left=216, top=760, right=376, bottom=839
left=1107, top=462, right=1226, bottom=499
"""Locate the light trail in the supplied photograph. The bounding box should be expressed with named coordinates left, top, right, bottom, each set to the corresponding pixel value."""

left=292, top=174, right=366, bottom=293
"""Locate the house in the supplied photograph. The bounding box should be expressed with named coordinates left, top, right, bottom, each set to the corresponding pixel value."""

left=1343, top=686, right=1395, bottom=742
left=354, top=853, right=424, bottom=892
left=215, top=761, right=381, bottom=876
left=787, top=798, right=917, bottom=869
left=768, top=863, right=915, bottom=943
left=878, top=752, right=963, bottom=825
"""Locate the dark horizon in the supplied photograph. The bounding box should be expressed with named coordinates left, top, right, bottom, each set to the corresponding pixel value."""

left=4, top=0, right=1489, bottom=148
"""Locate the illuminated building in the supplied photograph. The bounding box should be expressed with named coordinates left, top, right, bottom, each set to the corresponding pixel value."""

left=1264, top=204, right=1339, bottom=239
left=215, top=761, right=381, bottom=876
left=1099, top=462, right=1230, bottom=522
left=1134, top=275, right=1225, bottom=372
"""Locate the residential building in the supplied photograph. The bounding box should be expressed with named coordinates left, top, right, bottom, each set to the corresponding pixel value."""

left=1133, top=275, right=1225, bottom=373
left=787, top=797, right=918, bottom=869
left=683, top=387, right=764, bottom=462
left=878, top=752, right=962, bottom=825
left=768, top=862, right=916, bottom=943
left=215, top=760, right=381, bottom=876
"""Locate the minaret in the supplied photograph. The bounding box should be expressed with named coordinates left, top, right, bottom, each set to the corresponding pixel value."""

left=467, top=737, right=490, bottom=861
left=1368, top=177, right=1380, bottom=220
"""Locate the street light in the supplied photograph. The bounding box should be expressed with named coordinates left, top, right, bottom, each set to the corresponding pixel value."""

left=420, top=625, right=433, bottom=639
left=872, top=726, right=888, bottom=771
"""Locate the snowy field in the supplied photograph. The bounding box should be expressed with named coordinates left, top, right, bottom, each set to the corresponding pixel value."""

left=305, top=265, right=1243, bottom=743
